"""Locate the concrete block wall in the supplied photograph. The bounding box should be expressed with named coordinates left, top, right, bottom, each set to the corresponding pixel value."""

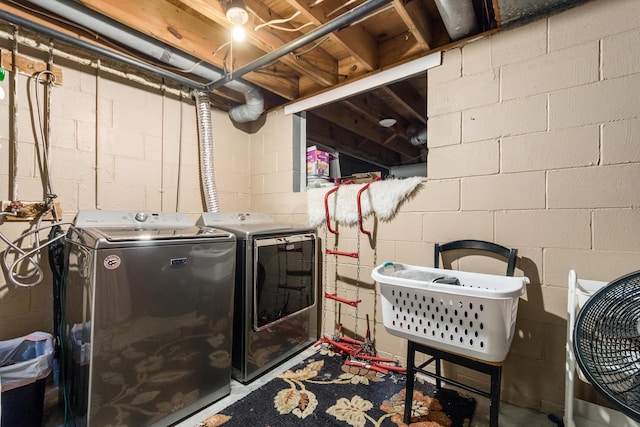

left=314, top=0, right=640, bottom=415
left=0, top=0, right=638, bottom=418
left=249, top=109, right=308, bottom=224
left=0, top=39, right=251, bottom=339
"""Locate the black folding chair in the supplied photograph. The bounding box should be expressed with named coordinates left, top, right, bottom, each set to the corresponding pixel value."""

left=403, top=239, right=518, bottom=427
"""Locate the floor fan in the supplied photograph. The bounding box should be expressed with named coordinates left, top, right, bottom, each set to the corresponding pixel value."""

left=567, top=270, right=640, bottom=426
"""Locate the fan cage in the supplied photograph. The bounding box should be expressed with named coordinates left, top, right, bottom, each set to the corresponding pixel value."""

left=574, top=270, right=640, bottom=422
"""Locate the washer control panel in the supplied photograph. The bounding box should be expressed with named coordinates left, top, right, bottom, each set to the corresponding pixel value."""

left=74, top=210, right=193, bottom=228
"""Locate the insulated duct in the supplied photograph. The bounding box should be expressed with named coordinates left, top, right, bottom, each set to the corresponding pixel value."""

left=389, top=163, right=427, bottom=178
left=434, top=0, right=479, bottom=41
left=407, top=124, right=427, bottom=146
left=25, top=0, right=263, bottom=123
left=411, top=128, right=427, bottom=146
left=194, top=91, right=220, bottom=213
left=495, top=0, right=590, bottom=27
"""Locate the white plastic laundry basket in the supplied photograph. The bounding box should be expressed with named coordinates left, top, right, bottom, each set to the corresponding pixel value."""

left=372, top=263, right=528, bottom=363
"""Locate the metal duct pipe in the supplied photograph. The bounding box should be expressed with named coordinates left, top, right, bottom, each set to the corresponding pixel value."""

left=410, top=127, right=427, bottom=146
left=228, top=85, right=264, bottom=123
left=207, top=0, right=394, bottom=90
left=389, top=163, right=427, bottom=178
left=495, top=0, right=591, bottom=28
left=194, top=91, right=220, bottom=212
left=24, top=0, right=263, bottom=123
left=0, top=8, right=207, bottom=91
left=434, top=0, right=479, bottom=41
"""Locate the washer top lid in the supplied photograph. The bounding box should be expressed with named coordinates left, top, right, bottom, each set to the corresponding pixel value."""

left=90, top=226, right=231, bottom=242
left=74, top=210, right=193, bottom=229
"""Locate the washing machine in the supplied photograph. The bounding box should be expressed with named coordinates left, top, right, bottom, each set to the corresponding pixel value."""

left=62, top=210, right=236, bottom=427
left=196, top=212, right=318, bottom=383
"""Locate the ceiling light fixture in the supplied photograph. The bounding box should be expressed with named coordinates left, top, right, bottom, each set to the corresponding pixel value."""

left=232, top=25, right=246, bottom=42
left=379, top=118, right=396, bottom=128
left=225, top=0, right=248, bottom=42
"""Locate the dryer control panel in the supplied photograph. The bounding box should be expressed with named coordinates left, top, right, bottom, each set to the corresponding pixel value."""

left=198, top=212, right=274, bottom=226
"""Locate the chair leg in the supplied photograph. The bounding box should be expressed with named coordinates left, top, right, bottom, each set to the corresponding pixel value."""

left=489, top=365, right=502, bottom=427
left=404, top=341, right=416, bottom=424
left=435, top=357, right=442, bottom=389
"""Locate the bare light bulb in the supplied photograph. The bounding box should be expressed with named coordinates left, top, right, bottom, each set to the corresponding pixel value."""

left=232, top=25, right=246, bottom=42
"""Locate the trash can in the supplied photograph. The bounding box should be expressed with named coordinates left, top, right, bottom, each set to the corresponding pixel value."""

left=0, top=332, right=54, bottom=427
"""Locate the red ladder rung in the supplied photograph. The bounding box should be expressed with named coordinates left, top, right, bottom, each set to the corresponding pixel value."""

left=325, top=249, right=359, bottom=258
left=324, top=292, right=361, bottom=307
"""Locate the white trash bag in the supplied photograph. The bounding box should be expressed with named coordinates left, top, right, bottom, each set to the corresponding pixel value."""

left=0, top=331, right=54, bottom=392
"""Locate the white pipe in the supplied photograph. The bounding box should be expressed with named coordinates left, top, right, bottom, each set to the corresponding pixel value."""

left=95, top=60, right=101, bottom=209
left=10, top=29, right=19, bottom=201
left=175, top=88, right=185, bottom=212
left=0, top=27, right=185, bottom=98
left=160, top=84, right=166, bottom=211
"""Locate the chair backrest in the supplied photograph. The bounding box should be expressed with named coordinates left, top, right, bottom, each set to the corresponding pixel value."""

left=434, top=239, right=518, bottom=277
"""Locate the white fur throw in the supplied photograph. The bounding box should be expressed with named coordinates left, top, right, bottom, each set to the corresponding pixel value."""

left=307, top=176, right=424, bottom=227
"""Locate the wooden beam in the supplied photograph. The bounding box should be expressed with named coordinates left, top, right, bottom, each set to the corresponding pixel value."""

left=75, top=0, right=299, bottom=99
left=382, top=80, right=426, bottom=123
left=241, top=0, right=339, bottom=86
left=285, top=0, right=378, bottom=72
left=0, top=50, right=63, bottom=83
left=393, top=0, right=451, bottom=52
left=307, top=114, right=401, bottom=167
left=311, top=104, right=421, bottom=159
left=392, top=0, right=430, bottom=50
left=173, top=0, right=338, bottom=88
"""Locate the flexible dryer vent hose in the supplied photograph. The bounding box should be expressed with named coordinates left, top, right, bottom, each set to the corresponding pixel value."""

left=194, top=91, right=220, bottom=212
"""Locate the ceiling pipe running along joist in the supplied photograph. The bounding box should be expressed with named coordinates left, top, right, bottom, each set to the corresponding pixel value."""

left=0, top=8, right=208, bottom=91
left=22, top=0, right=263, bottom=123
left=206, top=0, right=394, bottom=91
left=20, top=0, right=394, bottom=123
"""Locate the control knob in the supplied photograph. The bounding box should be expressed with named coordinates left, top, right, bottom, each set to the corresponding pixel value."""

left=134, top=212, right=148, bottom=222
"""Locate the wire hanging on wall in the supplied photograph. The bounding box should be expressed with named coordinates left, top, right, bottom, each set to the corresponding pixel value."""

left=1, top=68, right=69, bottom=288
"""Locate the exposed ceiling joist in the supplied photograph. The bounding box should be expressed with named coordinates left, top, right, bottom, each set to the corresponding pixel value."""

left=0, top=0, right=589, bottom=168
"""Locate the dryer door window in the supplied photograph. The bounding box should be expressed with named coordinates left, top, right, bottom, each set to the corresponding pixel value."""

left=253, top=234, right=317, bottom=330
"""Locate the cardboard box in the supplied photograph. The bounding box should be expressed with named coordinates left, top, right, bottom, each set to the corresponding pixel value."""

left=348, top=172, right=382, bottom=184
left=306, top=146, right=330, bottom=177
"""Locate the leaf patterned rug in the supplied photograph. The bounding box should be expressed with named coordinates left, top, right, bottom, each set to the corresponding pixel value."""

left=199, top=349, right=476, bottom=427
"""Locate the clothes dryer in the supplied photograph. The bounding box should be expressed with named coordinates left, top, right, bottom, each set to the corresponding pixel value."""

left=197, top=212, right=318, bottom=383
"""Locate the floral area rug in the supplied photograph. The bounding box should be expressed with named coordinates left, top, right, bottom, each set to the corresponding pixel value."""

left=199, top=350, right=476, bottom=427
